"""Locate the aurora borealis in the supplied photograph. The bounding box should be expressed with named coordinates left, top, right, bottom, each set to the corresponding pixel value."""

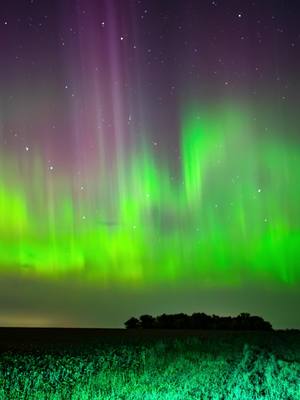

left=1, top=0, right=300, bottom=328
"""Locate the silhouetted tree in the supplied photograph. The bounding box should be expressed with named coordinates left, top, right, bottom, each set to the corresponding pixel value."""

left=124, top=312, right=272, bottom=331
left=124, top=317, right=140, bottom=329
left=190, top=313, right=211, bottom=329
left=139, top=314, right=156, bottom=329
left=172, top=313, right=189, bottom=329
left=156, top=313, right=172, bottom=329
left=247, top=315, right=272, bottom=331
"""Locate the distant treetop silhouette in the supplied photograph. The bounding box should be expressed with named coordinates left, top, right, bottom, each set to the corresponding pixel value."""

left=124, top=312, right=272, bottom=331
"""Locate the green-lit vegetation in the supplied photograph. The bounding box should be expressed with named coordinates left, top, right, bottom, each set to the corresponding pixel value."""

left=0, top=332, right=299, bottom=399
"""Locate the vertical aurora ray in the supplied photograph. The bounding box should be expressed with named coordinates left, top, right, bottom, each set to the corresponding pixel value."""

left=0, top=0, right=300, bottom=303
left=0, top=101, right=300, bottom=286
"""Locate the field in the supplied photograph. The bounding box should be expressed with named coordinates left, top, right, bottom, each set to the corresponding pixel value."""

left=0, top=329, right=299, bottom=399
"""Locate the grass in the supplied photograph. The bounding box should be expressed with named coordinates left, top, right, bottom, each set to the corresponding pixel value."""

left=0, top=332, right=299, bottom=399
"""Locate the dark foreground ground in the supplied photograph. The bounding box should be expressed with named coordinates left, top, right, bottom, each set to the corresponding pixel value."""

left=0, top=328, right=299, bottom=399
left=0, top=327, right=260, bottom=353
left=1, top=327, right=299, bottom=351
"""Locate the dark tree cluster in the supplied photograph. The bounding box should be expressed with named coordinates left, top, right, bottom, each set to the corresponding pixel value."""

left=124, top=312, right=272, bottom=331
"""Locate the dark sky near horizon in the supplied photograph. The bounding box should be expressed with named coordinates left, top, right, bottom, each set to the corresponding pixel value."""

left=0, top=0, right=300, bottom=329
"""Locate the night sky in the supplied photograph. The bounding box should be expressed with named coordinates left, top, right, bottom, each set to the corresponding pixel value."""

left=0, top=0, right=300, bottom=329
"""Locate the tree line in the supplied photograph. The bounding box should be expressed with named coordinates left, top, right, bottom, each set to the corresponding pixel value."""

left=124, top=312, right=273, bottom=331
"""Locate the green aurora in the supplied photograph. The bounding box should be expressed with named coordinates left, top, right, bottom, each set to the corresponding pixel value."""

left=1, top=102, right=300, bottom=287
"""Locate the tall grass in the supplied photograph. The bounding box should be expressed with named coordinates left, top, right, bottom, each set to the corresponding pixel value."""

left=0, top=335, right=299, bottom=399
